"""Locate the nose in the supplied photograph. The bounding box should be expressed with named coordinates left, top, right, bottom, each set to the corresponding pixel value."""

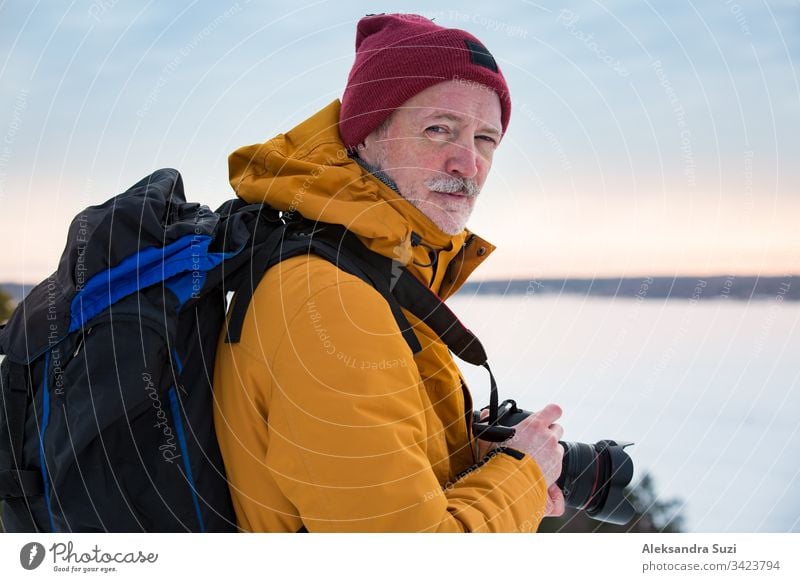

left=444, top=140, right=479, bottom=179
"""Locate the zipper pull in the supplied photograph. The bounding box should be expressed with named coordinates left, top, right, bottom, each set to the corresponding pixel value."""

left=72, top=326, right=93, bottom=358
left=72, top=337, right=84, bottom=358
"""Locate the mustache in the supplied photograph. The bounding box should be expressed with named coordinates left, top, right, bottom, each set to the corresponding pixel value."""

left=424, top=176, right=480, bottom=197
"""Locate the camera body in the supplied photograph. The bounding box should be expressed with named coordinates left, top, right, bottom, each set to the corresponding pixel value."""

left=473, top=399, right=635, bottom=525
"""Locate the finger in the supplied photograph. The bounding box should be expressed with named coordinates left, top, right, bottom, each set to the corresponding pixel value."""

left=549, top=499, right=564, bottom=517
left=479, top=408, right=490, bottom=421
left=536, top=403, right=563, bottom=425
left=547, top=484, right=565, bottom=517
left=549, top=422, right=564, bottom=441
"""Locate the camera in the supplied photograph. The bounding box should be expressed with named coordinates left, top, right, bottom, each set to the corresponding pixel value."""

left=473, top=399, right=635, bottom=525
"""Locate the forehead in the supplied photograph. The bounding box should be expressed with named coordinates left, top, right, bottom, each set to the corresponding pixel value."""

left=393, top=80, right=502, bottom=131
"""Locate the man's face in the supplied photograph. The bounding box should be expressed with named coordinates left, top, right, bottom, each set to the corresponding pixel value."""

left=358, top=80, right=503, bottom=235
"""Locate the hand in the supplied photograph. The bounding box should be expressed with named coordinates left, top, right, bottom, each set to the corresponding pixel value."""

left=504, top=403, right=565, bottom=487
left=545, top=483, right=565, bottom=517
left=475, top=403, right=566, bottom=517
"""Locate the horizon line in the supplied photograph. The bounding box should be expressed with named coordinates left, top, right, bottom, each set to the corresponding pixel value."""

left=1, top=273, right=796, bottom=287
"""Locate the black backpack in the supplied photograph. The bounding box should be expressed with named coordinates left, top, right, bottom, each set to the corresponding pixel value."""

left=0, top=168, right=505, bottom=532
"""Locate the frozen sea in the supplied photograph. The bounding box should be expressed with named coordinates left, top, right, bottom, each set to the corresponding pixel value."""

left=450, top=292, right=800, bottom=533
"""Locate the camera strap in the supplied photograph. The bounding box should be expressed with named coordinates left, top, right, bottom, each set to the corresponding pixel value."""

left=390, top=269, right=514, bottom=442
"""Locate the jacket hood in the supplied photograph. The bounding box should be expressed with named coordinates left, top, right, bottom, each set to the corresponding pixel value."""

left=228, top=100, right=495, bottom=297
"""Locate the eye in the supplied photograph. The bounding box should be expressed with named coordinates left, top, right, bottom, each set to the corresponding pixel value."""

left=425, top=125, right=448, bottom=136
left=476, top=135, right=498, bottom=145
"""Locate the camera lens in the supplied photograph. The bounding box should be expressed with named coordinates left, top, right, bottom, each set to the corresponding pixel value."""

left=558, top=441, right=598, bottom=508
left=557, top=439, right=635, bottom=525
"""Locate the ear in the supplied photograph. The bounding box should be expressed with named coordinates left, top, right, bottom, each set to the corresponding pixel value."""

left=357, top=134, right=379, bottom=166
left=357, top=114, right=393, bottom=166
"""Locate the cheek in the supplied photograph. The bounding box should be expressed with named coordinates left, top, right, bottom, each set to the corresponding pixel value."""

left=383, top=149, right=433, bottom=185
left=478, top=155, right=494, bottom=181
left=391, top=139, right=448, bottom=171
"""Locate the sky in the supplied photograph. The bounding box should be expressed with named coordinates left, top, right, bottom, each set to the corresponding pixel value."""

left=1, top=0, right=798, bottom=282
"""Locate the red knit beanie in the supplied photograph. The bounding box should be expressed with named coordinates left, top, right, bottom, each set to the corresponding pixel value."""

left=339, top=13, right=511, bottom=151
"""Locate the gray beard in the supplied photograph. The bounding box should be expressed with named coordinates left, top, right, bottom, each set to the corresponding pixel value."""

left=351, top=153, right=472, bottom=235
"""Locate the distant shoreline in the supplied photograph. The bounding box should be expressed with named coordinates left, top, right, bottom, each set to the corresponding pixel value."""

left=2, top=275, right=796, bottom=304
left=456, top=275, right=797, bottom=301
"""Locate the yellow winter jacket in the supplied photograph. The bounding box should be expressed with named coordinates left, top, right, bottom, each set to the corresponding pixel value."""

left=213, top=100, right=548, bottom=532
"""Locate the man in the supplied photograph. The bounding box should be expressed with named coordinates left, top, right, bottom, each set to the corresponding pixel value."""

left=213, top=13, right=564, bottom=532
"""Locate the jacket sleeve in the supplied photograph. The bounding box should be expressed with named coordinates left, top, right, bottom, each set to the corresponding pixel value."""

left=265, top=278, right=549, bottom=532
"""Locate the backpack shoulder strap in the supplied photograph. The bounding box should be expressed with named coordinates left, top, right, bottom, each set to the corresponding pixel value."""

left=302, top=225, right=422, bottom=354
left=223, top=220, right=422, bottom=354
left=315, top=225, right=489, bottom=363
left=222, top=219, right=290, bottom=344
left=0, top=360, right=44, bottom=500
